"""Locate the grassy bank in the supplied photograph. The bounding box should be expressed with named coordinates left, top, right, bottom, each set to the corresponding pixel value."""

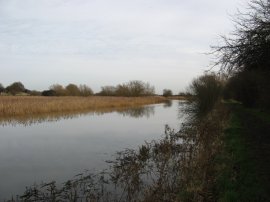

left=0, top=96, right=168, bottom=118
left=215, top=104, right=270, bottom=201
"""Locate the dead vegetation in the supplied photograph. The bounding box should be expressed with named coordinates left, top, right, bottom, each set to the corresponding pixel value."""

left=0, top=96, right=166, bottom=122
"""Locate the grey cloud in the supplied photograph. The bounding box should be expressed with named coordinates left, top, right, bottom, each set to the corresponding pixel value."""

left=0, top=0, right=245, bottom=93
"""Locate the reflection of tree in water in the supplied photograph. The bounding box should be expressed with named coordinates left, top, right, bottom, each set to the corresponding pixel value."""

left=177, top=100, right=190, bottom=120
left=117, top=105, right=155, bottom=118
left=0, top=106, right=155, bottom=126
left=0, top=112, right=88, bottom=127
left=163, top=100, right=172, bottom=108
left=13, top=104, right=228, bottom=202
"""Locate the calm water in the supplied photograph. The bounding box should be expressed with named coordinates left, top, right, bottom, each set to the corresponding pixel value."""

left=0, top=101, right=184, bottom=200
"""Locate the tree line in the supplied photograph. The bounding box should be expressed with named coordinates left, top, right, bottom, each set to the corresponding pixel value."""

left=0, top=80, right=178, bottom=97
left=0, top=82, right=94, bottom=97
left=212, top=0, right=270, bottom=109
left=96, top=80, right=155, bottom=96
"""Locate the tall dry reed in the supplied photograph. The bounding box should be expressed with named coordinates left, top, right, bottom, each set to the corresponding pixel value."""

left=0, top=96, right=166, bottom=118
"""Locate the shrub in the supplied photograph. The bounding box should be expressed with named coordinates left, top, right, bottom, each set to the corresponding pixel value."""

left=189, top=74, right=223, bottom=115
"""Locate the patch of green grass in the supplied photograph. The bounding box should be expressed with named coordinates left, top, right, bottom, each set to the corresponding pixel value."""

left=215, top=106, right=266, bottom=202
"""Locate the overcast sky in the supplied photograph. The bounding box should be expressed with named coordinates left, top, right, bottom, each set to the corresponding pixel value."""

left=0, top=0, right=247, bottom=94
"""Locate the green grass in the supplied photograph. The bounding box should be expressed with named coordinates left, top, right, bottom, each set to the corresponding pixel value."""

left=215, top=104, right=267, bottom=202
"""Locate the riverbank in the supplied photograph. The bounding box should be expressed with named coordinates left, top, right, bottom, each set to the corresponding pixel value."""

left=215, top=104, right=270, bottom=201
left=0, top=96, right=169, bottom=118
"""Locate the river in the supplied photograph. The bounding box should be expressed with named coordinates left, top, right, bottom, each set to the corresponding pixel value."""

left=0, top=100, right=185, bottom=200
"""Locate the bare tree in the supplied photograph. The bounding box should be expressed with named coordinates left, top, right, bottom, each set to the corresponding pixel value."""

left=115, top=84, right=129, bottom=96
left=212, top=0, right=270, bottom=108
left=79, top=84, right=93, bottom=96
left=212, top=0, right=270, bottom=74
left=99, top=86, right=117, bottom=96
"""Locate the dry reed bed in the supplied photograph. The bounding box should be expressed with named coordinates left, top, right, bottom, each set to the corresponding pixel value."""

left=0, top=96, right=167, bottom=117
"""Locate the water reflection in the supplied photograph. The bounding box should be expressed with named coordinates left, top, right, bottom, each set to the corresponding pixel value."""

left=163, top=100, right=173, bottom=108
left=177, top=100, right=190, bottom=120
left=117, top=106, right=155, bottom=118
left=0, top=105, right=157, bottom=126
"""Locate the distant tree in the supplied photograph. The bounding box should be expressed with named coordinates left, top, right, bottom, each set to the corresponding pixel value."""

left=6, top=82, right=25, bottom=95
left=120, top=80, right=155, bottom=96
left=66, top=83, right=80, bottom=96
left=42, top=90, right=57, bottom=96
left=127, top=80, right=145, bottom=96
left=115, top=84, right=130, bottom=96
left=49, top=84, right=67, bottom=96
left=163, top=89, right=173, bottom=97
left=99, top=86, right=117, bottom=96
left=79, top=84, right=93, bottom=96
left=0, top=83, right=4, bottom=93
left=99, top=81, right=155, bottom=97
left=143, top=82, right=155, bottom=96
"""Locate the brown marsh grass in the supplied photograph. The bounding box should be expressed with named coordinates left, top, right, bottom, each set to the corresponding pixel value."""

left=0, top=96, right=167, bottom=123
